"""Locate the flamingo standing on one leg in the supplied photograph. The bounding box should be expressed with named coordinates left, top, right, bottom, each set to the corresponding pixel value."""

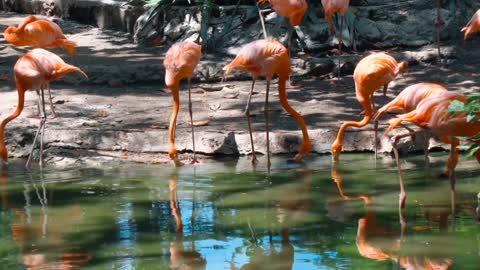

left=4, top=15, right=78, bottom=118
left=331, top=52, right=407, bottom=162
left=462, top=9, right=480, bottom=41
left=0, top=48, right=88, bottom=168
left=223, top=39, right=312, bottom=169
left=374, top=83, right=448, bottom=165
left=384, top=91, right=480, bottom=208
left=322, top=0, right=350, bottom=79
left=164, top=41, right=202, bottom=167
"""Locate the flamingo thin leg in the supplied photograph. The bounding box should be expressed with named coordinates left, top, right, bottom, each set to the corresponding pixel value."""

left=265, top=79, right=271, bottom=170
left=256, top=4, right=268, bottom=39
left=372, top=94, right=378, bottom=159
left=188, top=78, right=198, bottom=164
left=26, top=89, right=47, bottom=169
left=374, top=120, right=378, bottom=160
left=337, top=15, right=345, bottom=80
left=245, top=79, right=258, bottom=165
left=449, top=138, right=458, bottom=191
left=39, top=87, right=47, bottom=168
left=424, top=131, right=431, bottom=168
left=436, top=0, right=442, bottom=63
left=286, top=23, right=294, bottom=57
left=392, top=135, right=407, bottom=209
left=46, top=83, right=57, bottom=119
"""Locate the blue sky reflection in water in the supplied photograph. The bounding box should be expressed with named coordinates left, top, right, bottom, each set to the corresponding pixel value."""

left=0, top=153, right=479, bottom=270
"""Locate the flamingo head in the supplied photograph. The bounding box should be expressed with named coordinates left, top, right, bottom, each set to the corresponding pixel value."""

left=164, top=69, right=181, bottom=90
left=397, top=61, right=408, bottom=78
left=294, top=140, right=313, bottom=162
left=3, top=26, right=19, bottom=44
left=461, top=26, right=471, bottom=41
left=331, top=141, right=342, bottom=163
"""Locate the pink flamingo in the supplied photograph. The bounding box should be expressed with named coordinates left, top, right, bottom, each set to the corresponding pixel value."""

left=223, top=39, right=312, bottom=169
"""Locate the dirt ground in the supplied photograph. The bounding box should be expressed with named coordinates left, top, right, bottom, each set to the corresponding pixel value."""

left=1, top=12, right=479, bottom=167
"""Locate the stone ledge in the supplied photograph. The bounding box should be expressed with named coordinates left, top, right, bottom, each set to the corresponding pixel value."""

left=4, top=125, right=449, bottom=162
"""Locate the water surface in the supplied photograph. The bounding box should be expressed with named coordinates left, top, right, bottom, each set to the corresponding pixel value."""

left=0, top=154, right=479, bottom=269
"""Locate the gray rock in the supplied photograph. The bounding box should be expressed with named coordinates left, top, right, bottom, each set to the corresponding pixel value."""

left=356, top=17, right=381, bottom=42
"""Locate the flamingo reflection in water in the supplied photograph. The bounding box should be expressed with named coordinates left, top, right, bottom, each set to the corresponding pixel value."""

left=169, top=173, right=207, bottom=270
left=0, top=171, right=91, bottom=269
left=330, top=166, right=454, bottom=270
left=231, top=170, right=312, bottom=270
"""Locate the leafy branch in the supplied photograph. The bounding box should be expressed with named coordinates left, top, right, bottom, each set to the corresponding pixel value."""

left=447, top=95, right=480, bottom=158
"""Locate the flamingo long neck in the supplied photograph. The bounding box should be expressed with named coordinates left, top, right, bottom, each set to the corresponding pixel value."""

left=50, top=64, right=88, bottom=81
left=334, top=100, right=373, bottom=147
left=384, top=118, right=405, bottom=137
left=445, top=137, right=460, bottom=178
left=169, top=176, right=183, bottom=233
left=0, top=83, right=26, bottom=161
left=168, top=83, right=181, bottom=149
left=331, top=167, right=348, bottom=199
left=277, top=76, right=311, bottom=145
left=16, top=16, right=36, bottom=32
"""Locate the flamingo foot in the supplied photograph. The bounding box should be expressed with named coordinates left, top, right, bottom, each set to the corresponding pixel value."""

left=251, top=155, right=259, bottom=166
left=190, top=158, right=200, bottom=165
left=49, top=113, right=58, bottom=120
left=169, top=149, right=184, bottom=167
left=328, top=79, right=347, bottom=87
left=293, top=153, right=306, bottom=163
left=439, top=171, right=450, bottom=179
left=286, top=80, right=302, bottom=89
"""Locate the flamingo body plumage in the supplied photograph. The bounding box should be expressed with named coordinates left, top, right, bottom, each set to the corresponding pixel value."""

left=385, top=91, right=480, bottom=207
left=462, top=9, right=480, bottom=41
left=374, top=83, right=448, bottom=119
left=4, top=15, right=77, bottom=56
left=321, top=0, right=350, bottom=34
left=258, top=0, right=308, bottom=26
left=224, top=39, right=311, bottom=166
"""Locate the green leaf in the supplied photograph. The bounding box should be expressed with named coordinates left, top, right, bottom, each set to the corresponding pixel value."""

left=447, top=100, right=465, bottom=113
left=467, top=113, right=477, bottom=123
left=466, top=145, right=480, bottom=158
left=467, top=94, right=480, bottom=103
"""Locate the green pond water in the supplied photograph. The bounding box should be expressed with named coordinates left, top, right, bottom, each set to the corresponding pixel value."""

left=0, top=153, right=479, bottom=270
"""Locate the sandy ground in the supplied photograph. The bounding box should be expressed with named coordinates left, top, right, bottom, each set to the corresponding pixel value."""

left=0, top=12, right=479, bottom=167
